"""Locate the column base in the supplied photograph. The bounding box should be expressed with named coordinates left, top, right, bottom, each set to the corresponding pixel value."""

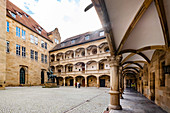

left=109, top=104, right=122, bottom=110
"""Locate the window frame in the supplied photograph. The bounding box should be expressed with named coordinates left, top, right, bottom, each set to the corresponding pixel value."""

left=35, top=37, right=38, bottom=45
left=6, top=41, right=10, bottom=53
left=16, top=27, right=20, bottom=37
left=45, top=42, right=47, bottom=49
left=41, top=40, right=44, bottom=48
left=22, top=30, right=26, bottom=40
left=30, top=35, right=34, bottom=43
left=35, top=51, right=38, bottom=61
left=22, top=46, right=26, bottom=57
left=41, top=54, right=44, bottom=63
left=7, top=21, right=9, bottom=32
left=16, top=44, right=20, bottom=56
left=30, top=49, right=34, bottom=60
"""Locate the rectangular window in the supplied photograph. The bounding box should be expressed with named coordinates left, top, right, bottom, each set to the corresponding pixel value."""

left=45, top=42, right=47, bottom=49
left=71, top=40, right=75, bottom=44
left=7, top=21, right=9, bottom=32
left=35, top=37, right=38, bottom=45
left=22, top=30, right=26, bottom=40
left=22, top=47, right=26, bottom=57
left=16, top=27, right=20, bottom=37
left=30, top=35, right=34, bottom=43
left=99, top=31, right=104, bottom=36
left=9, top=11, right=16, bottom=18
left=30, top=49, right=34, bottom=59
left=41, top=40, right=44, bottom=48
left=41, top=54, right=44, bottom=63
left=6, top=41, right=10, bottom=53
left=16, top=44, right=20, bottom=55
left=45, top=55, right=47, bottom=63
left=85, top=35, right=90, bottom=40
left=160, top=61, right=165, bottom=87
left=35, top=51, right=38, bottom=61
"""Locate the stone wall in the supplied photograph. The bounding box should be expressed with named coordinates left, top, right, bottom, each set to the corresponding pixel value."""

left=0, top=0, right=6, bottom=89
left=5, top=17, right=55, bottom=86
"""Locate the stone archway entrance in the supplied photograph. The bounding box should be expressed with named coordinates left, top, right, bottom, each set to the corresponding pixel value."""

left=65, top=76, right=73, bottom=86
left=99, top=75, right=110, bottom=87
left=41, top=71, right=44, bottom=84
left=20, top=68, right=25, bottom=84
left=76, top=76, right=85, bottom=87
left=87, top=75, right=97, bottom=87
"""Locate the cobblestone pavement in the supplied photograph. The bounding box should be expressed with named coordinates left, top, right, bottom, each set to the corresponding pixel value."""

left=0, top=86, right=109, bottom=113
left=110, top=88, right=167, bottom=113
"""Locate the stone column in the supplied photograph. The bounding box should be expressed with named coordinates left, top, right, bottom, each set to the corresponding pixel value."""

left=73, top=51, right=76, bottom=58
left=85, top=48, right=88, bottom=56
left=0, top=0, right=6, bottom=90
left=124, top=76, right=126, bottom=89
left=97, top=62, right=99, bottom=71
left=63, top=77, right=66, bottom=86
left=97, top=76, right=100, bottom=88
left=55, top=54, right=57, bottom=61
left=119, top=67, right=124, bottom=99
left=85, top=76, right=87, bottom=87
left=63, top=54, right=65, bottom=60
left=122, top=75, right=124, bottom=93
left=108, top=55, right=122, bottom=110
left=97, top=47, right=100, bottom=54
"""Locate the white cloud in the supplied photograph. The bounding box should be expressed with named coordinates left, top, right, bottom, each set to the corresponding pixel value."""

left=9, top=0, right=102, bottom=41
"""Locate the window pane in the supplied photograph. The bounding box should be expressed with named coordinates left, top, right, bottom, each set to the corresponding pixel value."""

left=22, top=30, right=26, bottom=40
left=45, top=42, right=47, bottom=49
left=7, top=21, right=9, bottom=32
left=41, top=41, right=44, bottom=48
left=6, top=41, right=9, bottom=52
left=41, top=54, right=44, bottom=63
left=22, top=47, right=26, bottom=57
left=30, top=35, right=34, bottom=43
left=35, top=37, right=38, bottom=45
left=35, top=51, right=38, bottom=61
left=16, top=44, right=20, bottom=55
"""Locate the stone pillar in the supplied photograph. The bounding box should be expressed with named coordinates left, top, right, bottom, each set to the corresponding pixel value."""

left=119, top=67, right=124, bottom=99
left=55, top=54, right=57, bottom=61
left=63, top=54, right=65, bottom=60
left=97, top=62, right=99, bottom=71
left=122, top=76, right=124, bottom=93
left=97, top=76, right=100, bottom=88
left=0, top=0, right=6, bottom=90
left=74, top=77, right=76, bottom=87
left=85, top=48, right=88, bottom=56
left=108, top=55, right=122, bottom=110
left=97, top=47, right=100, bottom=54
left=63, top=77, right=66, bottom=86
left=124, top=76, right=126, bottom=89
left=74, top=51, right=76, bottom=58
left=85, top=76, right=87, bottom=87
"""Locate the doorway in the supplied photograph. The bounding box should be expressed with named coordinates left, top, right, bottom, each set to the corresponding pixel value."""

left=150, top=72, right=155, bottom=101
left=100, top=79, right=105, bottom=87
left=41, top=71, right=44, bottom=84
left=20, top=68, right=25, bottom=84
left=70, top=79, right=73, bottom=86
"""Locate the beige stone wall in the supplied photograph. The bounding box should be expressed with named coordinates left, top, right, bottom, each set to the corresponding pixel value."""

left=6, top=16, right=55, bottom=86
left=138, top=50, right=170, bottom=112
left=0, top=0, right=6, bottom=89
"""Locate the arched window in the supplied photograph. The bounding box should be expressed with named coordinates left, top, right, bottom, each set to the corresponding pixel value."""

left=20, top=68, right=25, bottom=84
left=92, top=49, right=97, bottom=55
left=104, top=47, right=110, bottom=52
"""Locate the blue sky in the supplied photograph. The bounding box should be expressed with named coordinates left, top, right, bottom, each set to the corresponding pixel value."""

left=10, top=0, right=102, bottom=41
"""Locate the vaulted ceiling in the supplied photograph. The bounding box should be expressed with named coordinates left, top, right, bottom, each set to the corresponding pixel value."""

left=91, top=0, right=170, bottom=76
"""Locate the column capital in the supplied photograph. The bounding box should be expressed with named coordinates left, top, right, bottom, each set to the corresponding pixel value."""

left=107, top=55, right=121, bottom=67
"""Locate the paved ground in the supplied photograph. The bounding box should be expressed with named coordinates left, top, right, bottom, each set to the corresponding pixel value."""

left=110, top=88, right=167, bottom=113
left=0, top=87, right=167, bottom=113
left=0, top=86, right=109, bottom=113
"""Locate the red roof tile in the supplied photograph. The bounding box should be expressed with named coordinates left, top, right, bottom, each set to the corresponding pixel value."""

left=6, top=0, right=53, bottom=42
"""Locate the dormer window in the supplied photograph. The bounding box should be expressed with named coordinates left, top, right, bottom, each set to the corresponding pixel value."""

left=36, top=28, right=41, bottom=34
left=71, top=40, right=75, bottom=44
left=85, top=35, right=90, bottom=40
left=55, top=39, right=59, bottom=44
left=9, top=11, right=16, bottom=18
left=38, top=27, right=42, bottom=31
left=99, top=31, right=104, bottom=36
left=16, top=11, right=22, bottom=17
left=24, top=14, right=29, bottom=18
left=61, top=43, right=65, bottom=47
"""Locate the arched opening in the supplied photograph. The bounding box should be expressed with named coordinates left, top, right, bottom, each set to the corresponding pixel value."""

left=87, top=45, right=97, bottom=55
left=58, top=77, right=64, bottom=86
left=65, top=76, right=73, bottom=86
left=41, top=70, right=44, bottom=84
left=65, top=50, right=74, bottom=59
left=99, top=75, right=110, bottom=87
left=50, top=54, right=55, bottom=62
left=87, top=75, right=97, bottom=87
left=76, top=76, right=85, bottom=87
left=98, top=42, right=108, bottom=53
left=104, top=46, right=110, bottom=52
left=75, top=62, right=85, bottom=72
left=75, top=48, right=85, bottom=57
left=20, top=68, right=25, bottom=84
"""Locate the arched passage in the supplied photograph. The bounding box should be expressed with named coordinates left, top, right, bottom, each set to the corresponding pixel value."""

left=99, top=75, right=110, bottom=87
left=58, top=77, right=64, bottom=86
left=20, top=68, right=25, bottom=84
left=65, top=76, right=73, bottom=86
left=87, top=75, right=97, bottom=87
left=76, top=76, right=85, bottom=87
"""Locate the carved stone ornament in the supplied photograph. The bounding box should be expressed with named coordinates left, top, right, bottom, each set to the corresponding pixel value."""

left=107, top=55, right=122, bottom=67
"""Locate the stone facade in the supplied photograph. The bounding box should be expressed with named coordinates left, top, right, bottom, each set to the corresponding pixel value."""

left=4, top=0, right=61, bottom=86
left=49, top=30, right=110, bottom=87
left=0, top=0, right=6, bottom=89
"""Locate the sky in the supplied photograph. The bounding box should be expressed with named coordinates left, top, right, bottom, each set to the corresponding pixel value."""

left=9, top=0, right=102, bottom=41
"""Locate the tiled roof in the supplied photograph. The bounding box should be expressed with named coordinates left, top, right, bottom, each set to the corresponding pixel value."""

left=50, top=29, right=105, bottom=52
left=6, top=0, right=53, bottom=42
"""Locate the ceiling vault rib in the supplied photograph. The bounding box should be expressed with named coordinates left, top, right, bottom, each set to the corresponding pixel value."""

left=116, top=0, right=153, bottom=54
left=154, top=0, right=169, bottom=48
left=121, top=61, right=143, bottom=69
